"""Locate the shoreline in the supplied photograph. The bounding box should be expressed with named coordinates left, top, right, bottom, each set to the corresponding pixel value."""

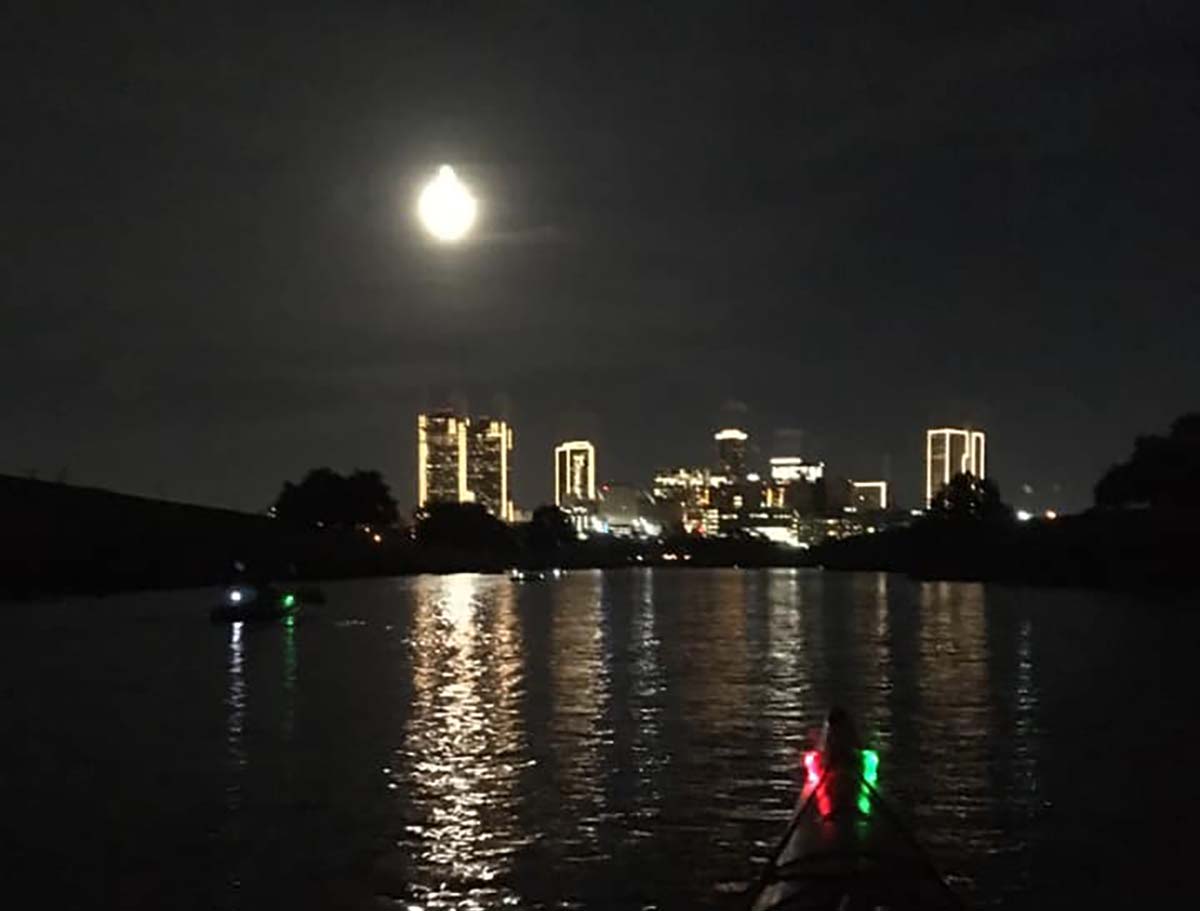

left=6, top=474, right=1196, bottom=600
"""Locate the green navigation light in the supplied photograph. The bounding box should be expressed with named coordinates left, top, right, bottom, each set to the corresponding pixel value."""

left=283, top=593, right=296, bottom=608
left=858, top=749, right=880, bottom=816
left=861, top=749, right=880, bottom=786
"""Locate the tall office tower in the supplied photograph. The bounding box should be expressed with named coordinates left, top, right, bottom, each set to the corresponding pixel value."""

left=418, top=411, right=468, bottom=507
left=714, top=428, right=749, bottom=479
left=925, top=427, right=986, bottom=506
left=469, top=418, right=514, bottom=521
left=554, top=440, right=596, bottom=506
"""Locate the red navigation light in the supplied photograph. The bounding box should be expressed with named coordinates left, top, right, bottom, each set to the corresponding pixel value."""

left=802, top=750, right=822, bottom=788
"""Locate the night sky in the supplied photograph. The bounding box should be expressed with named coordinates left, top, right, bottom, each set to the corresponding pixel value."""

left=5, top=1, right=1199, bottom=514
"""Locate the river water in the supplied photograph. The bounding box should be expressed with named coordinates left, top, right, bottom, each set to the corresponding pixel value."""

left=2, top=569, right=1195, bottom=909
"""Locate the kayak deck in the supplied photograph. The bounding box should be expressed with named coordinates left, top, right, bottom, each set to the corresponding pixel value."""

left=749, top=754, right=960, bottom=911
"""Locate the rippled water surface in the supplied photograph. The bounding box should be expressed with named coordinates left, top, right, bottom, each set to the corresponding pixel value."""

left=2, top=570, right=1196, bottom=909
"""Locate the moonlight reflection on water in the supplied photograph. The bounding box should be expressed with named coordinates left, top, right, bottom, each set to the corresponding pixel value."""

left=1, top=570, right=1195, bottom=910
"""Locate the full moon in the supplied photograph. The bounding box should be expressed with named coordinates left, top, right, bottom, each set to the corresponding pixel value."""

left=417, top=165, right=477, bottom=242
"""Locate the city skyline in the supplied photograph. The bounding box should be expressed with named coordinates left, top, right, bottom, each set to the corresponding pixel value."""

left=7, top=4, right=1196, bottom=516
left=426, top=414, right=988, bottom=527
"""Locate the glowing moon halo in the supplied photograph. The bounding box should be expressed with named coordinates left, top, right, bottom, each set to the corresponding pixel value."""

left=417, top=165, right=477, bottom=242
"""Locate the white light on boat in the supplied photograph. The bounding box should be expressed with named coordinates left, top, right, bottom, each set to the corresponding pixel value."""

left=229, top=589, right=243, bottom=603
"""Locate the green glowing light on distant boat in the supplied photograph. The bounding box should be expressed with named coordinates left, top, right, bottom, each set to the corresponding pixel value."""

left=283, top=593, right=296, bottom=608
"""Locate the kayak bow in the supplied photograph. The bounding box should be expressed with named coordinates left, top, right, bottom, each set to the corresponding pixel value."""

left=748, top=710, right=961, bottom=911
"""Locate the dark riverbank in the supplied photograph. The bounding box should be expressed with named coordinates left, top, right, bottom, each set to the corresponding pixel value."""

left=0, top=476, right=810, bottom=598
left=9, top=474, right=1192, bottom=597
left=814, top=510, right=1199, bottom=589
left=0, top=475, right=408, bottom=598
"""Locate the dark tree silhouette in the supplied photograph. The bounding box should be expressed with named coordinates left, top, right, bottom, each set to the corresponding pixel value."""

left=928, top=473, right=1011, bottom=523
left=273, top=467, right=398, bottom=529
left=416, top=503, right=517, bottom=558
left=527, top=505, right=577, bottom=555
left=1094, top=413, right=1200, bottom=510
left=344, top=470, right=400, bottom=528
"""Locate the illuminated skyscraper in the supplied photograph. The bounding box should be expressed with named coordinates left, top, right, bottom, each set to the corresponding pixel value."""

left=714, top=428, right=748, bottom=479
left=418, top=411, right=468, bottom=507
left=554, top=440, right=596, bottom=505
left=851, top=480, right=889, bottom=511
left=926, top=427, right=986, bottom=506
left=469, top=418, right=514, bottom=521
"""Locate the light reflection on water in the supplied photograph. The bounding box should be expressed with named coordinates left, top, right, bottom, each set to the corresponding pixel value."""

left=5, top=569, right=1197, bottom=910
left=396, top=574, right=527, bottom=907
left=913, top=582, right=999, bottom=899
left=225, top=621, right=247, bottom=797
left=629, top=569, right=666, bottom=837
left=549, top=572, right=609, bottom=860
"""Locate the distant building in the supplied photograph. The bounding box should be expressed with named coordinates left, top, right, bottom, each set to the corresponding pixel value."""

left=765, top=480, right=816, bottom=514
left=713, top=479, right=773, bottom=537
left=824, top=475, right=854, bottom=513
left=926, top=427, right=986, bottom=506
left=418, top=411, right=468, bottom=507
left=718, top=505, right=800, bottom=545
left=795, top=514, right=876, bottom=547
left=769, top=456, right=824, bottom=484
left=554, top=440, right=596, bottom=506
left=652, top=467, right=711, bottom=533
left=595, top=483, right=660, bottom=537
left=766, top=456, right=825, bottom=513
left=850, top=480, right=888, bottom=511
left=468, top=418, right=514, bottom=521
left=714, top=428, right=749, bottom=480
left=418, top=412, right=513, bottom=519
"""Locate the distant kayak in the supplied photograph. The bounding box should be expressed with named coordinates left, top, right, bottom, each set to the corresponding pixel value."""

left=748, top=709, right=961, bottom=911
left=209, top=584, right=310, bottom=623
left=509, top=567, right=563, bottom=582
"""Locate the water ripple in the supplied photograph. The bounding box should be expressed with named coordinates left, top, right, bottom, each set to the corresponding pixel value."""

left=7, top=570, right=1197, bottom=909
